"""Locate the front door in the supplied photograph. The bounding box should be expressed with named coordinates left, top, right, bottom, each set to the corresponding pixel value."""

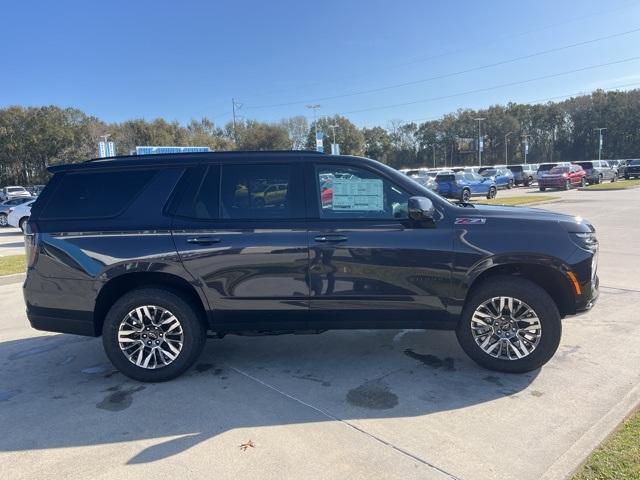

left=306, top=163, right=452, bottom=329
left=171, top=162, right=309, bottom=329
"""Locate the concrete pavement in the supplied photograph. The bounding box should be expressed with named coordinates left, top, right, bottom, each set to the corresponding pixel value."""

left=0, top=227, right=24, bottom=256
left=1, top=187, right=639, bottom=480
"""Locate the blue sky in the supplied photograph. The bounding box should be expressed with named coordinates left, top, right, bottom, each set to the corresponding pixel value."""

left=1, top=0, right=640, bottom=128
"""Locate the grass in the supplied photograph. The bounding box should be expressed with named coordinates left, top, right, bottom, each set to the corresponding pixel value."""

left=573, top=409, right=640, bottom=480
left=0, top=254, right=26, bottom=276
left=474, top=195, right=560, bottom=206
left=580, top=179, right=640, bottom=191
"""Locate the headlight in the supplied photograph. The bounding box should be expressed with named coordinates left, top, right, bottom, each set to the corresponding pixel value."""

left=570, top=232, right=598, bottom=251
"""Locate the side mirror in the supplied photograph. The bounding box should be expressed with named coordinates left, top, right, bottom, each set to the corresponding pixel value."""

left=408, top=196, right=435, bottom=222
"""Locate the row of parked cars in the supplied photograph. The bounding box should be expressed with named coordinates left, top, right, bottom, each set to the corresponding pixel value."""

left=0, top=185, right=43, bottom=229
left=401, top=159, right=640, bottom=201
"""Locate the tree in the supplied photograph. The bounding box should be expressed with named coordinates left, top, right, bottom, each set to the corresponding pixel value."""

left=234, top=120, right=291, bottom=150
left=280, top=116, right=309, bottom=150
left=306, top=115, right=365, bottom=155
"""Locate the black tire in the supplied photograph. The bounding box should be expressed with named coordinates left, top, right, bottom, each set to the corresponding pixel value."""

left=580, top=178, right=586, bottom=188
left=461, top=189, right=471, bottom=202
left=456, top=276, right=562, bottom=373
left=0, top=214, right=7, bottom=228
left=539, top=186, right=546, bottom=192
left=596, top=174, right=602, bottom=184
left=524, top=176, right=533, bottom=187
left=624, top=174, right=630, bottom=180
left=486, top=187, right=497, bottom=199
left=507, top=180, right=513, bottom=189
left=102, top=288, right=206, bottom=382
left=563, top=180, right=570, bottom=191
left=19, top=217, right=29, bottom=232
left=611, top=175, right=616, bottom=183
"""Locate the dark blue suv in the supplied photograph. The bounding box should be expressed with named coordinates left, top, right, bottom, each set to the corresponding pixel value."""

left=23, top=151, right=599, bottom=381
left=435, top=171, right=497, bottom=201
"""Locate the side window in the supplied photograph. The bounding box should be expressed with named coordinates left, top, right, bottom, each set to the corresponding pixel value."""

left=316, top=164, right=410, bottom=219
left=221, top=164, right=294, bottom=219
left=174, top=165, right=220, bottom=220
left=41, top=169, right=158, bottom=219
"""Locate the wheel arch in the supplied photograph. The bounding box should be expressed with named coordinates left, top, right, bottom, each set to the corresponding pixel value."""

left=464, top=260, right=576, bottom=318
left=94, top=272, right=210, bottom=335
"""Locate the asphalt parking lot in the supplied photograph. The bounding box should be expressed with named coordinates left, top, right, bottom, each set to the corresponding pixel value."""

left=1, top=186, right=639, bottom=480
left=0, top=227, right=25, bottom=256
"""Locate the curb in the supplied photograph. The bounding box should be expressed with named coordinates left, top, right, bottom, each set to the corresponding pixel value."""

left=540, top=381, right=640, bottom=480
left=0, top=272, right=25, bottom=286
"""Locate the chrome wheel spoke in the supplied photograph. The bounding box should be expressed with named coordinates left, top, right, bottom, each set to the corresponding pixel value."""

left=118, top=305, right=184, bottom=370
left=471, top=296, right=542, bottom=361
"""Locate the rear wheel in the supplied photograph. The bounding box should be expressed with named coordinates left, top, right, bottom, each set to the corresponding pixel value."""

left=580, top=177, right=586, bottom=187
left=564, top=180, right=570, bottom=190
left=456, top=276, right=561, bottom=373
left=486, top=187, right=497, bottom=199
left=102, top=288, right=206, bottom=382
left=461, top=189, right=471, bottom=202
left=539, top=186, right=546, bottom=192
left=507, top=180, right=513, bottom=189
left=611, top=175, right=616, bottom=183
left=19, top=217, right=28, bottom=232
left=0, top=214, right=7, bottom=227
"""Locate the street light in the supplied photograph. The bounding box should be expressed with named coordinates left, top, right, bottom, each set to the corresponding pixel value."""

left=474, top=118, right=485, bottom=166
left=504, top=132, right=514, bottom=165
left=522, top=134, right=530, bottom=164
left=595, top=127, right=607, bottom=160
left=328, top=124, right=339, bottom=154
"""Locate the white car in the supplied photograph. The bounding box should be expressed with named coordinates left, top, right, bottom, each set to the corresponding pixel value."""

left=1, top=186, right=31, bottom=201
left=7, top=199, right=35, bottom=231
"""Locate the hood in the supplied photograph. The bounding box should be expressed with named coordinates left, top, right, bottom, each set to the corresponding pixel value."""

left=461, top=203, right=594, bottom=233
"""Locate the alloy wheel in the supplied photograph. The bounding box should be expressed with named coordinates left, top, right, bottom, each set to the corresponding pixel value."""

left=0, top=215, right=6, bottom=227
left=118, top=305, right=184, bottom=369
left=470, top=296, right=542, bottom=360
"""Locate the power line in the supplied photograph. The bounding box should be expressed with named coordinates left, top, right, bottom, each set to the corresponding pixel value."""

left=231, top=0, right=640, bottom=103
left=338, top=56, right=640, bottom=116
left=243, top=27, right=640, bottom=110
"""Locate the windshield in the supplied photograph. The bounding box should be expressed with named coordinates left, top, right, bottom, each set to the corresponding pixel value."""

left=576, top=162, right=593, bottom=169
left=509, top=166, right=523, bottom=172
left=549, top=166, right=569, bottom=174
left=538, top=164, right=556, bottom=171
left=7, top=187, right=26, bottom=192
left=481, top=169, right=497, bottom=176
left=630, top=160, right=640, bottom=166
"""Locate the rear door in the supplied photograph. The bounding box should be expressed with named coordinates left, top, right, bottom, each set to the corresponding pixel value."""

left=306, top=161, right=452, bottom=328
left=171, top=160, right=309, bottom=329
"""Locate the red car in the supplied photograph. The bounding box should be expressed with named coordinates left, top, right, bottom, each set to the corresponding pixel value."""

left=539, top=164, right=586, bottom=191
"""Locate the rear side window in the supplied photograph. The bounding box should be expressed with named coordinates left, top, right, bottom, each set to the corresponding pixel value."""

left=437, top=174, right=455, bottom=181
left=221, top=164, right=294, bottom=219
left=41, top=169, right=157, bottom=219
left=510, top=166, right=523, bottom=172
left=173, top=166, right=220, bottom=220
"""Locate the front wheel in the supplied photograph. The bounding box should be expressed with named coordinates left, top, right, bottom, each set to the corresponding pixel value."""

left=460, top=189, right=471, bottom=202
left=564, top=180, right=570, bottom=190
left=539, top=186, right=546, bottom=192
left=0, top=214, right=7, bottom=227
left=456, top=276, right=561, bottom=373
left=580, top=178, right=586, bottom=187
left=102, top=288, right=206, bottom=382
left=19, top=217, right=29, bottom=232
left=486, top=187, right=497, bottom=199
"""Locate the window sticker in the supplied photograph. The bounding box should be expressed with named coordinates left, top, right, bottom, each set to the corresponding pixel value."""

left=331, top=178, right=383, bottom=211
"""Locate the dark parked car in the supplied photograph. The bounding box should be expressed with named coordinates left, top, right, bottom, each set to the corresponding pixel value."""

left=624, top=159, right=640, bottom=179
left=538, top=165, right=586, bottom=191
left=478, top=167, right=514, bottom=189
left=507, top=164, right=538, bottom=186
left=573, top=161, right=616, bottom=184
left=24, top=151, right=599, bottom=382
left=434, top=171, right=497, bottom=201
left=0, top=196, right=36, bottom=227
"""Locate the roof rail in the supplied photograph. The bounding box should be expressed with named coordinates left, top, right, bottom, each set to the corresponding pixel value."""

left=83, top=149, right=325, bottom=163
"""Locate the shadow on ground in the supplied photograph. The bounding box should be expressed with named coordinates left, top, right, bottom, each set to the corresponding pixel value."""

left=0, top=329, right=538, bottom=465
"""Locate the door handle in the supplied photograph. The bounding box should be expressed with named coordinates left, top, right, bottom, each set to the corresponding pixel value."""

left=186, top=236, right=221, bottom=245
left=314, top=235, right=348, bottom=243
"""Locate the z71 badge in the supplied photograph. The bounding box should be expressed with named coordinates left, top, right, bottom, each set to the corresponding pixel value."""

left=455, top=217, right=487, bottom=225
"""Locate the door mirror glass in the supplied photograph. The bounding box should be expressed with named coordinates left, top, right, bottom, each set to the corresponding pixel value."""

left=408, top=196, right=435, bottom=221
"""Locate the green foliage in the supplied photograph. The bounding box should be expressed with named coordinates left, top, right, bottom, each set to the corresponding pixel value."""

left=1, top=88, right=640, bottom=184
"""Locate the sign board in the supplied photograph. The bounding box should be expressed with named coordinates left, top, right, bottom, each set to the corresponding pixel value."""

left=315, top=131, right=324, bottom=153
left=331, top=178, right=383, bottom=211
left=135, top=146, right=211, bottom=155
left=479, top=137, right=484, bottom=153
left=98, top=141, right=116, bottom=158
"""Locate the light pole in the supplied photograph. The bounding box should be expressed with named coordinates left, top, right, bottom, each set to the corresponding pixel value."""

left=328, top=124, right=339, bottom=154
left=504, top=132, right=514, bottom=165
left=522, top=134, right=530, bottom=164
left=595, top=127, right=607, bottom=160
left=306, top=104, right=321, bottom=135
left=432, top=144, right=436, bottom=168
left=474, top=118, right=485, bottom=166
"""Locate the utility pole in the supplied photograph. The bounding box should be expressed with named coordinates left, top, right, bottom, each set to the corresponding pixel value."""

left=432, top=144, right=436, bottom=168
left=231, top=98, right=240, bottom=144
left=595, top=127, right=607, bottom=160
left=475, top=118, right=485, bottom=166
left=504, top=132, right=514, bottom=165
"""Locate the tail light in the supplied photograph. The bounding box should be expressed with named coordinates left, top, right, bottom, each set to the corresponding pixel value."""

left=562, top=173, right=569, bottom=178
left=23, top=223, right=39, bottom=268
